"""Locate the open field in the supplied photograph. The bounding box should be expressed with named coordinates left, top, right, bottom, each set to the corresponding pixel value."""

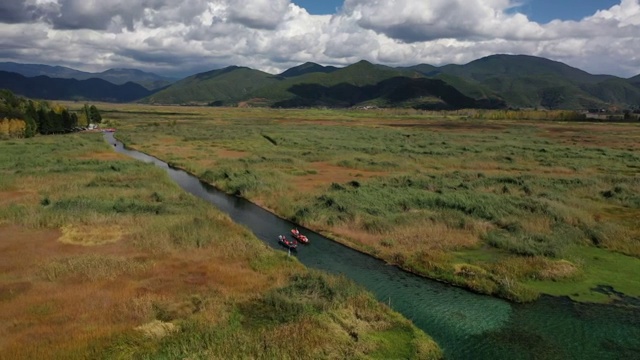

left=80, top=103, right=640, bottom=304
left=0, top=132, right=440, bottom=359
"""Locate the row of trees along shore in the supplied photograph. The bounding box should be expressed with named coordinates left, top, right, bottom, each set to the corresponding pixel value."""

left=0, top=89, right=102, bottom=139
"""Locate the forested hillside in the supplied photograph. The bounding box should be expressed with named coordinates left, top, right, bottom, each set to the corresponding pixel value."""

left=410, top=55, right=640, bottom=109
left=3, top=55, right=640, bottom=109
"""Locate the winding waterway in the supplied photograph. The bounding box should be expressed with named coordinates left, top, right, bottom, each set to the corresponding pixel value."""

left=106, top=132, right=640, bottom=359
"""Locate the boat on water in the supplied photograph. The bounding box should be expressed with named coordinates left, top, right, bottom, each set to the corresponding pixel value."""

left=278, top=235, right=298, bottom=250
left=290, top=228, right=309, bottom=244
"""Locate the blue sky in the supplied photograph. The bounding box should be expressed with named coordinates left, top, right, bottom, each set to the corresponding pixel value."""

left=293, top=0, right=621, bottom=23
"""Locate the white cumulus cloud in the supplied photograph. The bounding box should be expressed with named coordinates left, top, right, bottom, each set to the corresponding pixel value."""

left=0, top=0, right=638, bottom=77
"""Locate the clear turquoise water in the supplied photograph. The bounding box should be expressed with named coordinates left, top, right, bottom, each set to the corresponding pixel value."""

left=108, top=133, right=640, bottom=359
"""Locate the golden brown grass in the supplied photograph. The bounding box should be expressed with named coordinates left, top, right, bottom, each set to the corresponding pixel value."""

left=540, top=122, right=640, bottom=150
left=0, top=133, right=439, bottom=359
left=489, top=256, right=581, bottom=281
left=58, top=224, right=125, bottom=246
left=135, top=320, right=178, bottom=339
left=330, top=216, right=487, bottom=256
left=0, top=191, right=32, bottom=206
left=292, top=161, right=386, bottom=192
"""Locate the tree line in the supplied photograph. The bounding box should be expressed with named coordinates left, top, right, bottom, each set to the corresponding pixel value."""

left=0, top=89, right=102, bottom=139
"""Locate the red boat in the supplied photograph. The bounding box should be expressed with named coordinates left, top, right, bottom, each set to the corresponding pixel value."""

left=278, top=235, right=298, bottom=250
left=290, top=228, right=309, bottom=244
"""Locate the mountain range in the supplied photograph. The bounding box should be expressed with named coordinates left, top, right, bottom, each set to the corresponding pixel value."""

left=0, top=62, right=175, bottom=90
left=1, top=55, right=639, bottom=110
left=0, top=71, right=153, bottom=103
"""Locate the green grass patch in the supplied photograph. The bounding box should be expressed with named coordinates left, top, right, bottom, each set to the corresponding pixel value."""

left=365, top=325, right=416, bottom=359
left=526, top=246, right=640, bottom=303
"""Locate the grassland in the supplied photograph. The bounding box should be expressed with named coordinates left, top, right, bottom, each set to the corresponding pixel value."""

left=0, top=132, right=441, bottom=359
left=84, top=103, right=640, bottom=304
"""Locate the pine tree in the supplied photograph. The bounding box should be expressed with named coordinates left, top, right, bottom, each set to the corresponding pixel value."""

left=37, top=108, right=49, bottom=134
left=24, top=115, right=37, bottom=137
left=83, top=104, right=91, bottom=125
left=61, top=109, right=73, bottom=131
left=89, top=105, right=102, bottom=124
left=25, top=101, right=38, bottom=135
left=70, top=113, right=79, bottom=128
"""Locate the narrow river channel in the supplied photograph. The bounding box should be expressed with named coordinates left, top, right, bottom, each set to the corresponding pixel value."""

left=105, top=132, right=639, bottom=359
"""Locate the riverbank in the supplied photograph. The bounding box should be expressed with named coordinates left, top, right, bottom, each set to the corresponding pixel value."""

left=0, top=133, right=441, bottom=359
left=144, top=145, right=640, bottom=305
left=97, top=104, right=640, bottom=304
left=109, top=130, right=640, bottom=360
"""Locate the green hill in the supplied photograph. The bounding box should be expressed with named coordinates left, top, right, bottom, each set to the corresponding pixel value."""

left=478, top=75, right=600, bottom=109
left=398, top=64, right=438, bottom=75
left=324, top=60, right=414, bottom=85
left=138, top=56, right=640, bottom=109
left=437, top=54, right=614, bottom=84
left=424, top=55, right=638, bottom=109
left=279, top=62, right=338, bottom=77
left=270, top=77, right=501, bottom=109
left=248, top=60, right=419, bottom=105
left=434, top=73, right=501, bottom=100
left=629, top=74, right=640, bottom=89
left=580, top=78, right=640, bottom=106
left=251, top=60, right=495, bottom=109
left=141, top=66, right=281, bottom=105
left=401, top=65, right=505, bottom=107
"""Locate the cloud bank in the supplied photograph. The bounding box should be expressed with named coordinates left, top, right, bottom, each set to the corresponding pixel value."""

left=0, top=0, right=639, bottom=77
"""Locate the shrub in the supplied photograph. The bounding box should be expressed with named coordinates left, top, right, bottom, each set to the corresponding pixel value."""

left=483, top=230, right=567, bottom=258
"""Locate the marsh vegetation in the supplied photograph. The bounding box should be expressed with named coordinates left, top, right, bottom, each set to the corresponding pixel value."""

left=0, top=132, right=440, bottom=359
left=98, top=104, right=640, bottom=303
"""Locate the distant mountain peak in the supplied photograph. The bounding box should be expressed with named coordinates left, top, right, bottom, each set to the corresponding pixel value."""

left=344, top=60, right=393, bottom=72
left=353, top=59, right=374, bottom=66
left=103, top=68, right=145, bottom=73
left=279, top=62, right=338, bottom=78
